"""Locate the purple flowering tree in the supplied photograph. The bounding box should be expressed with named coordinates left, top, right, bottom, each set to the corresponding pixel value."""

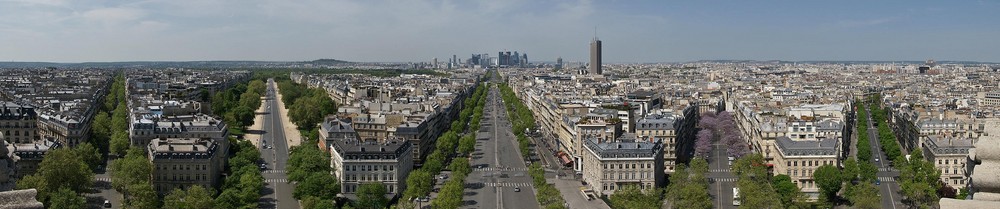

left=695, top=129, right=714, bottom=157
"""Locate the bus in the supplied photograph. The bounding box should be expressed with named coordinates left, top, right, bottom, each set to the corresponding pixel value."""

left=733, top=188, right=741, bottom=206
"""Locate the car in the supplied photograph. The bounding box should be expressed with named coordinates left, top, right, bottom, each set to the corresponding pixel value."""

left=104, top=200, right=112, bottom=208
left=875, top=158, right=880, bottom=162
left=433, top=188, right=440, bottom=192
left=875, top=179, right=881, bottom=185
left=514, top=187, right=521, bottom=192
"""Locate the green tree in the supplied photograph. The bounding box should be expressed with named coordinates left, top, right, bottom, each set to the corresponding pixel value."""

left=248, top=80, right=267, bottom=95
left=289, top=97, right=323, bottom=130
left=126, top=182, right=159, bottom=209
left=431, top=178, right=464, bottom=209
left=457, top=134, right=476, bottom=155
left=214, top=189, right=242, bottom=209
left=231, top=105, right=256, bottom=129
left=18, top=148, right=94, bottom=201
left=90, top=111, right=112, bottom=153
left=239, top=91, right=261, bottom=110
left=111, top=148, right=153, bottom=193
left=898, top=149, right=940, bottom=208
left=447, top=157, right=471, bottom=176
left=813, top=164, right=842, bottom=201
left=404, top=169, right=433, bottom=198
left=48, top=187, right=87, bottom=209
left=164, top=188, right=189, bottom=209
left=165, top=185, right=216, bottom=209
left=608, top=185, right=662, bottom=209
left=733, top=154, right=782, bottom=209
left=293, top=172, right=339, bottom=199
left=846, top=182, right=881, bottom=209
left=74, top=142, right=102, bottom=170
left=843, top=158, right=860, bottom=182
left=772, top=174, right=804, bottom=208
left=301, top=195, right=336, bottom=209
left=109, top=131, right=130, bottom=156
left=356, top=182, right=389, bottom=209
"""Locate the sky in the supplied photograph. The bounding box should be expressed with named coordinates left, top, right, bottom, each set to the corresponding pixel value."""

left=1, top=0, right=999, bottom=63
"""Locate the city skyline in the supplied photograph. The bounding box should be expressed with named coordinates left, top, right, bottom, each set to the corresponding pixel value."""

left=2, top=1, right=999, bottom=63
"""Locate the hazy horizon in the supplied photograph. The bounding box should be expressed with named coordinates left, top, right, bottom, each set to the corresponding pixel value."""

left=2, top=0, right=999, bottom=63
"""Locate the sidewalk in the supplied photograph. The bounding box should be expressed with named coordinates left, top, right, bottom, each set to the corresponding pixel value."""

left=245, top=96, right=268, bottom=148
left=548, top=176, right=610, bottom=209
left=273, top=82, right=302, bottom=147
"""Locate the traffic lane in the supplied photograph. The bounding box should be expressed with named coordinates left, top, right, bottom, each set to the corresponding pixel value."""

left=710, top=180, right=737, bottom=209
left=878, top=181, right=902, bottom=209
left=502, top=183, right=540, bottom=209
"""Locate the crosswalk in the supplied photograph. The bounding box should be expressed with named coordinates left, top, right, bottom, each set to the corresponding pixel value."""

left=95, top=177, right=111, bottom=182
left=483, top=182, right=532, bottom=187
left=474, top=167, right=528, bottom=172
left=879, top=168, right=898, bottom=172
left=878, top=176, right=896, bottom=182
left=709, top=169, right=731, bottom=173
left=263, top=169, right=286, bottom=174
left=710, top=178, right=737, bottom=182
left=265, top=179, right=288, bottom=183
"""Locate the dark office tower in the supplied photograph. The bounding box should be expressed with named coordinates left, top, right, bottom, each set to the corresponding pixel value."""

left=505, top=51, right=512, bottom=66
left=498, top=52, right=504, bottom=66
left=513, top=51, right=520, bottom=66
left=453, top=55, right=457, bottom=64
left=522, top=54, right=527, bottom=66
left=590, top=37, right=602, bottom=74
left=556, top=57, right=563, bottom=69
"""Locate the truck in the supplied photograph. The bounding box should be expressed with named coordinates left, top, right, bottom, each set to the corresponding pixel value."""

left=733, top=187, right=741, bottom=206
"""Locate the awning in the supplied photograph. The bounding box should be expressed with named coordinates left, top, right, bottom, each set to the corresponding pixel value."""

left=559, top=155, right=573, bottom=166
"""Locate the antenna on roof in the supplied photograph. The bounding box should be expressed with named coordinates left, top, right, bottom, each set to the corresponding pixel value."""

left=594, top=26, right=598, bottom=40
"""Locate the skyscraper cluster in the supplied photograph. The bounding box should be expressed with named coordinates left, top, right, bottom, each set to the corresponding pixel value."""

left=497, top=51, right=528, bottom=67
left=465, top=50, right=528, bottom=68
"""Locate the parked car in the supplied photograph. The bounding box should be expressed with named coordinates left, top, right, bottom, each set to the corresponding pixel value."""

left=514, top=187, right=521, bottom=192
left=104, top=200, right=112, bottom=208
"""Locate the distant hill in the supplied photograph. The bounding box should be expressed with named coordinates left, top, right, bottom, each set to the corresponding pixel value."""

left=304, top=59, right=352, bottom=65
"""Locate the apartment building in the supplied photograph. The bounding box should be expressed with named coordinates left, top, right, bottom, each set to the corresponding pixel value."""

left=0, top=102, right=38, bottom=144
left=922, top=135, right=973, bottom=191
left=147, top=138, right=223, bottom=194
left=773, top=136, right=839, bottom=198
left=581, top=133, right=664, bottom=196
left=329, top=138, right=413, bottom=199
left=635, top=113, right=678, bottom=172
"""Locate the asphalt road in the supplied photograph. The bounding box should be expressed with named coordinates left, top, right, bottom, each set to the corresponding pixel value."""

left=89, top=160, right=120, bottom=209
left=258, top=78, right=297, bottom=209
left=707, top=141, right=738, bottom=209
left=863, top=105, right=904, bottom=209
left=463, top=85, right=540, bottom=209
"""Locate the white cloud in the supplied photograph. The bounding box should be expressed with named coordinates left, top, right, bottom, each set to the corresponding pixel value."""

left=81, top=7, right=145, bottom=24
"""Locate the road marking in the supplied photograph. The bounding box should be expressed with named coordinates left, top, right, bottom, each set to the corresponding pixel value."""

left=710, top=169, right=731, bottom=173
left=879, top=168, right=897, bottom=172
left=709, top=177, right=737, bottom=182
left=265, top=178, right=288, bottom=183
left=95, top=177, right=112, bottom=182
left=484, top=182, right=532, bottom=187
left=262, top=169, right=286, bottom=174
left=877, top=176, right=896, bottom=182
left=474, top=167, right=528, bottom=172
